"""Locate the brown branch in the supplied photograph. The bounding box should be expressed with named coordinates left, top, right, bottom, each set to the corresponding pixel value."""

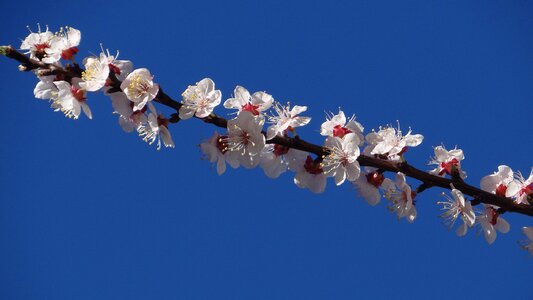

left=3, top=45, right=532, bottom=217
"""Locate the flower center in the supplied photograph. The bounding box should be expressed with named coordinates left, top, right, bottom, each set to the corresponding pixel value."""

left=82, top=60, right=101, bottom=82
left=216, top=135, right=229, bottom=154
left=439, top=158, right=459, bottom=176
left=304, top=156, right=323, bottom=175
left=366, top=171, right=384, bottom=188
left=34, top=43, right=49, bottom=60
left=332, top=125, right=352, bottom=138
left=488, top=207, right=499, bottom=225
left=127, top=74, right=150, bottom=98
left=242, top=103, right=260, bottom=115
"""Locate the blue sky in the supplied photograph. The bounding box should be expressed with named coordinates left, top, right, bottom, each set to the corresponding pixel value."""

left=1, top=0, right=532, bottom=299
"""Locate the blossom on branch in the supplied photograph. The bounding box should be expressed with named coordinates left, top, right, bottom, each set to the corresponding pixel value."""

left=364, top=124, right=423, bottom=161
left=51, top=79, right=92, bottom=119
left=200, top=131, right=240, bottom=175
left=260, top=144, right=307, bottom=179
left=80, top=52, right=110, bottom=92
left=265, top=102, right=311, bottom=140
left=506, top=168, right=533, bottom=205
left=120, top=68, right=159, bottom=111
left=384, top=172, right=417, bottom=223
left=34, top=75, right=57, bottom=100
left=292, top=155, right=327, bottom=194
left=179, top=78, right=222, bottom=119
left=429, top=145, right=466, bottom=179
left=20, top=24, right=56, bottom=63
left=438, top=187, right=475, bottom=237
left=322, top=133, right=361, bottom=186
left=352, top=168, right=394, bottom=206
left=45, top=26, right=81, bottom=62
left=480, top=165, right=514, bottom=197
left=223, top=86, right=273, bottom=116
left=476, top=204, right=509, bottom=245
left=223, top=111, right=265, bottom=168
left=320, top=110, right=364, bottom=145
left=110, top=92, right=147, bottom=132
left=137, top=112, right=174, bottom=150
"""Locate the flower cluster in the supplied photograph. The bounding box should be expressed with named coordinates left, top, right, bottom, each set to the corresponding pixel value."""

left=5, top=25, right=533, bottom=256
left=23, top=25, right=172, bottom=150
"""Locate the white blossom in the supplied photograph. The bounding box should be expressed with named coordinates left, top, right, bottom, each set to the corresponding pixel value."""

left=259, top=144, right=307, bottom=179
left=291, top=155, right=327, bottom=194
left=80, top=52, right=110, bottom=92
left=437, top=187, right=476, bottom=237
left=223, top=111, right=265, bottom=168
left=51, top=79, right=92, bottom=120
left=429, top=145, right=467, bottom=179
left=322, top=133, right=361, bottom=186
left=20, top=24, right=56, bottom=62
left=265, top=102, right=311, bottom=140
left=179, top=78, right=222, bottom=119
left=476, top=204, right=510, bottom=245
left=33, top=75, right=57, bottom=100
left=44, top=26, right=81, bottom=62
left=320, top=110, right=364, bottom=145
left=520, top=227, right=533, bottom=255
left=120, top=68, right=159, bottom=111
left=137, top=112, right=174, bottom=150
left=364, top=124, right=423, bottom=161
left=480, top=165, right=514, bottom=197
left=505, top=168, right=533, bottom=205
left=223, top=86, right=273, bottom=116
left=200, top=131, right=240, bottom=175
left=384, top=172, right=417, bottom=223
left=110, top=92, right=147, bottom=132
left=351, top=168, right=394, bottom=206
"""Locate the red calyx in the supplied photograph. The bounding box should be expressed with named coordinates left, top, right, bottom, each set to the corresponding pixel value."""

left=241, top=103, right=260, bottom=115
left=332, top=125, right=352, bottom=138
left=520, top=183, right=533, bottom=196
left=495, top=184, right=507, bottom=198
left=273, top=144, right=290, bottom=157
left=71, top=87, right=86, bottom=102
left=438, top=158, right=459, bottom=176
left=61, top=47, right=79, bottom=60
left=304, top=156, right=323, bottom=175
left=366, top=171, right=385, bottom=188
left=109, top=63, right=121, bottom=75
left=489, top=207, right=499, bottom=226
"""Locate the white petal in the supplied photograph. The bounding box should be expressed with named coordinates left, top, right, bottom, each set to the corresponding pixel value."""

left=495, top=218, right=510, bottom=233
left=334, top=168, right=346, bottom=186
left=80, top=102, right=92, bottom=119
left=456, top=222, right=468, bottom=237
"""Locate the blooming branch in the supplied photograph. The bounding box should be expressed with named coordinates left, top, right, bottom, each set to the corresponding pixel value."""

left=1, top=25, right=532, bottom=255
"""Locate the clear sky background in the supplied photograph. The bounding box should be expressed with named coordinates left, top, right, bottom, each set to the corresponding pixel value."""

left=0, top=1, right=532, bottom=299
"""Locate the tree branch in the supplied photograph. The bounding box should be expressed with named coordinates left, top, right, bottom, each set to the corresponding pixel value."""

left=2, top=45, right=532, bottom=217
